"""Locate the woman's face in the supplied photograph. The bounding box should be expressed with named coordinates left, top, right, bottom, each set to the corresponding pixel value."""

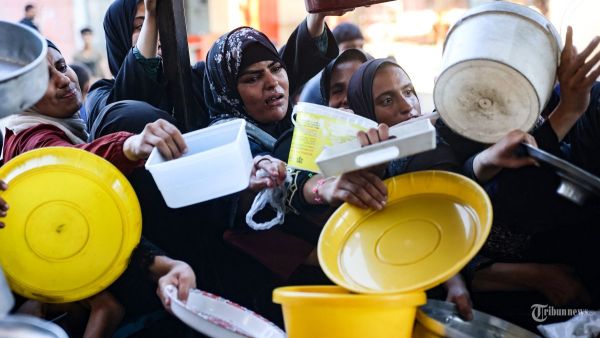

left=131, top=1, right=161, bottom=55
left=237, top=60, right=289, bottom=124
left=131, top=2, right=145, bottom=47
left=34, top=48, right=82, bottom=118
left=372, top=64, right=420, bottom=126
left=328, top=59, right=364, bottom=109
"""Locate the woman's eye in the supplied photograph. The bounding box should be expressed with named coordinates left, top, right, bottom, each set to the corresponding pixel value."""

left=57, top=63, right=68, bottom=73
left=244, top=76, right=259, bottom=84
left=383, top=97, right=393, bottom=105
left=271, top=64, right=283, bottom=73
left=404, top=88, right=415, bottom=96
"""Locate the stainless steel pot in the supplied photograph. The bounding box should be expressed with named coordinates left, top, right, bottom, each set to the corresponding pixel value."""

left=0, top=266, right=13, bottom=317
left=413, top=299, right=541, bottom=338
left=0, top=20, right=48, bottom=118
left=0, top=315, right=68, bottom=338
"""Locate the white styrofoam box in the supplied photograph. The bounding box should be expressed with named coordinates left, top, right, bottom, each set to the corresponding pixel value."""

left=145, top=119, right=253, bottom=208
left=316, top=118, right=436, bottom=177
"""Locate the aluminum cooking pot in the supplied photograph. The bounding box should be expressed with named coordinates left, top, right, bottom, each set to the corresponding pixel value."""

left=0, top=20, right=48, bottom=118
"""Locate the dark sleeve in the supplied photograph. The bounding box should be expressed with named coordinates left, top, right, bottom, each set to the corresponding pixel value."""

left=462, top=254, right=495, bottom=289
left=404, top=138, right=462, bottom=174
left=435, top=118, right=487, bottom=164
left=190, top=61, right=211, bottom=129
left=6, top=125, right=143, bottom=175
left=532, top=120, right=562, bottom=156
left=129, top=237, right=166, bottom=276
left=279, top=19, right=339, bottom=96
left=86, top=50, right=169, bottom=130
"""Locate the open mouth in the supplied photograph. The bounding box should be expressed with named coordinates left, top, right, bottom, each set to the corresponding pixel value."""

left=265, top=94, right=285, bottom=106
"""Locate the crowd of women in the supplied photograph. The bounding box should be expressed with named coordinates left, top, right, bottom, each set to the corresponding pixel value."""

left=2, top=0, right=600, bottom=336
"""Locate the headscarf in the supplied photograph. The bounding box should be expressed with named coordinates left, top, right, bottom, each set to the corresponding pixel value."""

left=320, top=48, right=369, bottom=103
left=332, top=22, right=363, bottom=45
left=203, top=27, right=285, bottom=128
left=347, top=58, right=409, bottom=122
left=103, top=0, right=139, bottom=75
left=2, top=40, right=88, bottom=144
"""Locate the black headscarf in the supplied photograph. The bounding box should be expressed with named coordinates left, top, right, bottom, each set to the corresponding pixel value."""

left=347, top=58, right=409, bottom=122
left=203, top=27, right=286, bottom=129
left=103, top=0, right=139, bottom=76
left=320, top=48, right=369, bottom=104
left=46, top=39, right=61, bottom=54
left=332, top=22, right=363, bottom=44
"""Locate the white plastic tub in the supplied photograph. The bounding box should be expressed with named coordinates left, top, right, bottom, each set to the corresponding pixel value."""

left=145, top=119, right=253, bottom=208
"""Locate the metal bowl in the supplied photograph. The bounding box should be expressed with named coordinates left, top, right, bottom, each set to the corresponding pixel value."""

left=521, top=143, right=600, bottom=205
left=0, top=315, right=68, bottom=338
left=414, top=299, right=541, bottom=338
left=0, top=266, right=14, bottom=317
left=0, top=20, right=48, bottom=118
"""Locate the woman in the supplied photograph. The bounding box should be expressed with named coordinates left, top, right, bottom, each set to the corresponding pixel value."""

left=318, top=58, right=539, bottom=320
left=320, top=48, right=371, bottom=109
left=1, top=40, right=196, bottom=337
left=201, top=11, right=339, bottom=275
left=86, top=0, right=209, bottom=137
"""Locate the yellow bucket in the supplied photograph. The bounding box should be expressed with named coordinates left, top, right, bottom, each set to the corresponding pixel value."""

left=287, top=102, right=375, bottom=172
left=273, top=285, right=426, bottom=338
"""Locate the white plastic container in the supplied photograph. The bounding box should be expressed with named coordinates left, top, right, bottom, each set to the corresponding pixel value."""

left=434, top=1, right=561, bottom=143
left=316, top=118, right=436, bottom=177
left=166, top=286, right=286, bottom=338
left=145, top=119, right=253, bottom=208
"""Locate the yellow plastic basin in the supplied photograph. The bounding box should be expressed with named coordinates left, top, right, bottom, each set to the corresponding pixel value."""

left=318, top=171, right=492, bottom=294
left=273, top=285, right=426, bottom=338
left=0, top=147, right=141, bottom=303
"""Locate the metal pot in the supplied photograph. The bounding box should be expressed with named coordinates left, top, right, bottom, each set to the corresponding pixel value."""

left=521, top=143, right=600, bottom=205
left=0, top=266, right=13, bottom=317
left=413, top=299, right=540, bottom=338
left=0, top=20, right=48, bottom=118
left=0, top=315, right=68, bottom=338
left=304, top=0, right=395, bottom=13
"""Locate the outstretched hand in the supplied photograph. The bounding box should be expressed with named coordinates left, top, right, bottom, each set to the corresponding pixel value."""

left=473, top=130, right=538, bottom=183
left=550, top=26, right=600, bottom=140
left=319, top=170, right=387, bottom=210
left=157, top=260, right=196, bottom=312
left=123, top=119, right=187, bottom=162
left=249, top=155, right=287, bottom=192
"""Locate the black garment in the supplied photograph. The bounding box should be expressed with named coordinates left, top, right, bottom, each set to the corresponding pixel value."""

left=19, top=17, right=38, bottom=31
left=204, top=20, right=338, bottom=139
left=457, top=83, right=600, bottom=295
left=86, top=0, right=208, bottom=137
left=108, top=238, right=165, bottom=317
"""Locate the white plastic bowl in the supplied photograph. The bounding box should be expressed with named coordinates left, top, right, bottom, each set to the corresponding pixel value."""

left=166, top=286, right=286, bottom=338
left=145, top=119, right=253, bottom=208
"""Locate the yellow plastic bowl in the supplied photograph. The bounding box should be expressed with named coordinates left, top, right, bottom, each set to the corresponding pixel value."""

left=274, top=286, right=426, bottom=338
left=318, top=171, right=492, bottom=294
left=0, top=147, right=141, bottom=303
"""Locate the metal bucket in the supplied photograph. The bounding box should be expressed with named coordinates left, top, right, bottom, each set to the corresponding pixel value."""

left=0, top=266, right=13, bottom=317
left=0, top=315, right=68, bottom=338
left=434, top=2, right=561, bottom=143
left=0, top=20, right=48, bottom=118
left=412, top=299, right=540, bottom=338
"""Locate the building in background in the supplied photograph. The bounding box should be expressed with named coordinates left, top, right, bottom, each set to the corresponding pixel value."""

left=1, top=0, right=597, bottom=98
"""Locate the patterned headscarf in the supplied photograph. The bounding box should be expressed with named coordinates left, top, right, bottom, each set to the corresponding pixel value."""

left=203, top=27, right=285, bottom=125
